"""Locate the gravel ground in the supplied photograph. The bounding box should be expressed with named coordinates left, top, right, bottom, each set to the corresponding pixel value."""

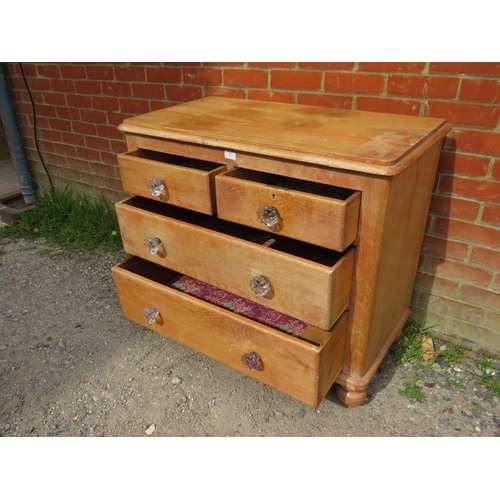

left=1, top=237, right=499, bottom=438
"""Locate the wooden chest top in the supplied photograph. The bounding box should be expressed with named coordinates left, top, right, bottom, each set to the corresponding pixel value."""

left=119, top=96, right=451, bottom=176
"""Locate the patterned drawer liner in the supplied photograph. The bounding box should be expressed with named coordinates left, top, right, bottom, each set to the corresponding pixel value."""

left=168, top=275, right=307, bottom=336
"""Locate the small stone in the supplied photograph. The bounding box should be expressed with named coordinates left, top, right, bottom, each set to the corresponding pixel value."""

left=145, top=424, right=156, bottom=435
left=402, top=362, right=413, bottom=371
left=475, top=426, right=481, bottom=433
left=474, top=369, right=483, bottom=376
left=4, top=424, right=11, bottom=430
left=172, top=377, right=182, bottom=385
left=298, top=409, right=306, bottom=418
left=432, top=363, right=441, bottom=371
left=58, top=341, right=66, bottom=350
left=439, top=345, right=447, bottom=351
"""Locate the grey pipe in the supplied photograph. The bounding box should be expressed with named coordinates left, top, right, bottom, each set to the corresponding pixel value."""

left=0, top=63, right=36, bottom=205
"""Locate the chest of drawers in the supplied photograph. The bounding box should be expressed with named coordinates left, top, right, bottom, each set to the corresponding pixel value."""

left=111, top=97, right=450, bottom=408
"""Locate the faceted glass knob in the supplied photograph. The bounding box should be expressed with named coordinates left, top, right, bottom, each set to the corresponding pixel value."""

left=257, top=205, right=279, bottom=228
left=249, top=275, right=270, bottom=297
left=241, top=352, right=262, bottom=371
left=147, top=178, right=165, bottom=197
left=142, top=307, right=160, bottom=324
left=144, top=236, right=164, bottom=255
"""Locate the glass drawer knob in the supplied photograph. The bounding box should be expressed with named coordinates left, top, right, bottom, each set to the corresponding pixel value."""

left=147, top=178, right=165, bottom=197
left=241, top=352, right=262, bottom=371
left=144, top=236, right=164, bottom=256
left=257, top=205, right=279, bottom=228
left=249, top=275, right=270, bottom=297
left=142, top=307, right=160, bottom=324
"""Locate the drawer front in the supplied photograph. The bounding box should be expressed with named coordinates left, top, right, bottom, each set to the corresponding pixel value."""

left=112, top=257, right=347, bottom=408
left=216, top=168, right=361, bottom=251
left=117, top=149, right=227, bottom=215
left=116, top=197, right=355, bottom=330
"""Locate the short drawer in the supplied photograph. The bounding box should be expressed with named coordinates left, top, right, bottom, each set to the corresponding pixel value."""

left=216, top=168, right=360, bottom=251
left=117, top=149, right=227, bottom=215
left=112, top=257, right=347, bottom=408
left=116, top=197, right=355, bottom=330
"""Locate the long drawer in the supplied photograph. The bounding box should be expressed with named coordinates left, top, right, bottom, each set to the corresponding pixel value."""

left=117, top=149, right=227, bottom=214
left=216, top=168, right=361, bottom=251
left=115, top=197, right=355, bottom=330
left=112, top=257, right=347, bottom=408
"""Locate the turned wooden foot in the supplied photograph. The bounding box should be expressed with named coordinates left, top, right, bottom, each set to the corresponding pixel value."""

left=335, top=384, right=368, bottom=407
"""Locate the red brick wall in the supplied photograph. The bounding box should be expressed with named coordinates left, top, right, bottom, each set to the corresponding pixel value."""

left=3, top=62, right=499, bottom=353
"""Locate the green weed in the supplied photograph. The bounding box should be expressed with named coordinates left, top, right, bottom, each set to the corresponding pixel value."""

left=399, top=373, right=426, bottom=403
left=0, top=188, right=122, bottom=253
left=390, top=317, right=435, bottom=367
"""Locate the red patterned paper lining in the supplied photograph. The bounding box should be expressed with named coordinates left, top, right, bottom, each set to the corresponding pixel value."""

left=169, top=275, right=307, bottom=336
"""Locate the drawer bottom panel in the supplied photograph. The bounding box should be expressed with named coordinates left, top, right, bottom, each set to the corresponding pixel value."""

left=112, top=257, right=347, bottom=408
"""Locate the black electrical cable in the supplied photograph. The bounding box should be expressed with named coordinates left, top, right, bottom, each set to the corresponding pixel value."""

left=19, top=62, right=54, bottom=190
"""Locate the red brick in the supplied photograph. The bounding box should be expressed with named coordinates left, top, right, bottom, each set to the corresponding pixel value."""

left=146, top=67, right=182, bottom=83
left=60, top=64, right=86, bottom=79
left=460, top=78, right=500, bottom=103
left=89, top=162, right=116, bottom=178
left=110, top=140, right=127, bottom=154
left=205, top=87, right=246, bottom=99
left=48, top=118, right=72, bottom=131
left=439, top=175, right=500, bottom=202
left=56, top=106, right=81, bottom=120
left=271, top=70, right=322, bottom=90
left=438, top=152, right=489, bottom=177
left=108, top=112, right=130, bottom=126
left=434, top=217, right=500, bottom=247
left=298, top=62, right=355, bottom=70
left=356, top=97, right=420, bottom=116
left=39, top=129, right=62, bottom=142
left=101, top=150, right=119, bottom=165
left=421, top=235, right=469, bottom=260
left=492, top=159, right=500, bottom=181
left=149, top=100, right=171, bottom=111
left=165, top=85, right=203, bottom=102
left=35, top=139, right=54, bottom=153
left=96, top=124, right=124, bottom=140
left=72, top=121, right=97, bottom=135
left=183, top=68, right=221, bottom=85
left=119, top=98, right=151, bottom=114
left=54, top=142, right=76, bottom=157
left=75, top=80, right=102, bottom=94
left=452, top=129, right=500, bottom=156
left=203, top=62, right=245, bottom=67
left=248, top=62, right=296, bottom=68
left=36, top=104, right=57, bottom=117
left=80, top=109, right=107, bottom=124
left=102, top=81, right=131, bottom=97
left=29, top=77, right=51, bottom=91
left=388, top=75, right=459, bottom=99
left=67, top=94, right=92, bottom=108
left=37, top=64, right=61, bottom=78
left=85, top=64, right=114, bottom=80
left=470, top=247, right=500, bottom=270
left=81, top=171, right=105, bottom=186
left=114, top=65, right=146, bottom=81
left=76, top=146, right=101, bottom=161
left=61, top=131, right=85, bottom=146
left=85, top=135, right=110, bottom=150
left=358, top=62, right=425, bottom=72
left=224, top=69, right=268, bottom=88
left=247, top=90, right=295, bottom=104
left=461, top=285, right=500, bottom=311
left=325, top=72, right=385, bottom=93
left=19, top=63, right=37, bottom=76
left=429, top=194, right=480, bottom=220
left=298, top=93, right=352, bottom=109
left=430, top=62, right=500, bottom=76
left=482, top=204, right=500, bottom=225
left=91, top=96, right=119, bottom=111
left=50, top=79, right=75, bottom=93
left=424, top=256, right=492, bottom=287
left=426, top=101, right=500, bottom=128
left=131, top=83, right=165, bottom=99
left=414, top=271, right=460, bottom=297
left=44, top=92, right=66, bottom=106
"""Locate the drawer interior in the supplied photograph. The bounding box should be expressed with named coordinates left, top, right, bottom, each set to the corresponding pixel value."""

left=117, top=257, right=332, bottom=346
left=128, top=149, right=224, bottom=172
left=121, top=196, right=347, bottom=267
left=225, top=168, right=356, bottom=200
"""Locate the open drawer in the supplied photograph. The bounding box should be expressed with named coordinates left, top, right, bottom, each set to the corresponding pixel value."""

left=216, top=168, right=360, bottom=251
left=116, top=197, right=355, bottom=330
left=117, top=149, right=227, bottom=215
left=112, top=256, right=347, bottom=408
